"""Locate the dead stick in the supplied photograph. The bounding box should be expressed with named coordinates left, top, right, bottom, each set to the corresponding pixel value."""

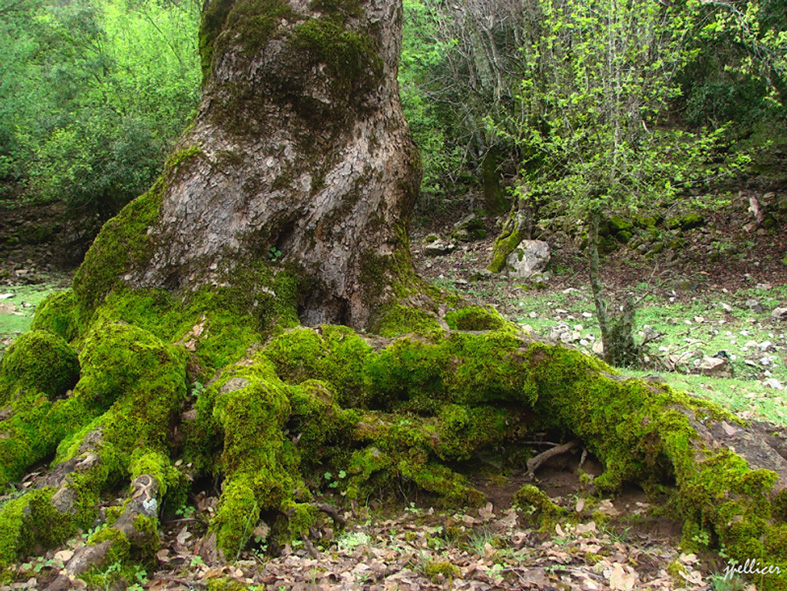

left=527, top=440, right=580, bottom=477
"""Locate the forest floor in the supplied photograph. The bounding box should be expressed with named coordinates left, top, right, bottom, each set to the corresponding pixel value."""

left=1, top=191, right=786, bottom=590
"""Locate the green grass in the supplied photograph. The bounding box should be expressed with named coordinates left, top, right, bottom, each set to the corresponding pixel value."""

left=0, top=282, right=63, bottom=358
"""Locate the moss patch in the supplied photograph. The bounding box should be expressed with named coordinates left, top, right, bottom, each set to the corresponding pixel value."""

left=30, top=290, right=78, bottom=342
left=0, top=329, right=79, bottom=403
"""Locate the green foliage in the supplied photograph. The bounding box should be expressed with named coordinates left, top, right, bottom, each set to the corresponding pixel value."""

left=0, top=0, right=200, bottom=216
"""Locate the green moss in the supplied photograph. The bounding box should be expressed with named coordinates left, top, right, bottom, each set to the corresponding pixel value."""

left=608, top=215, right=634, bottom=233
left=666, top=559, right=686, bottom=583
left=198, top=0, right=235, bottom=79
left=309, top=0, right=362, bottom=20
left=72, top=181, right=165, bottom=327
left=129, top=449, right=179, bottom=498
left=208, top=578, right=258, bottom=591
left=0, top=330, right=79, bottom=403
left=424, top=560, right=460, bottom=581
left=30, top=290, right=78, bottom=342
left=514, top=484, right=565, bottom=531
left=445, top=306, right=507, bottom=331
left=376, top=303, right=442, bottom=338
left=206, top=362, right=308, bottom=557
left=666, top=213, right=704, bottom=230
left=364, top=337, right=450, bottom=410
left=0, top=488, right=78, bottom=567
left=290, top=18, right=383, bottom=100
left=165, top=146, right=204, bottom=172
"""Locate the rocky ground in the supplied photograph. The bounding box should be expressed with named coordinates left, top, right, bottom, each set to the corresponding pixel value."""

left=2, top=190, right=786, bottom=590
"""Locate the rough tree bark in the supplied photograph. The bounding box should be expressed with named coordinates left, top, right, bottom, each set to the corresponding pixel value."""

left=1, top=0, right=787, bottom=589
left=100, top=0, right=421, bottom=329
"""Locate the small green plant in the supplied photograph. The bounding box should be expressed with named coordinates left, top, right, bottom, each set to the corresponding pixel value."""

left=176, top=503, right=195, bottom=518
left=324, top=470, right=347, bottom=489
left=268, top=247, right=283, bottom=261
left=336, top=531, right=370, bottom=552
left=191, top=381, right=205, bottom=397
left=691, top=529, right=711, bottom=548
left=708, top=571, right=749, bottom=591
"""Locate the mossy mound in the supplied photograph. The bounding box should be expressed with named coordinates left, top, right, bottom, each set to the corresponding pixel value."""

left=0, top=330, right=79, bottom=402
left=29, top=290, right=78, bottom=342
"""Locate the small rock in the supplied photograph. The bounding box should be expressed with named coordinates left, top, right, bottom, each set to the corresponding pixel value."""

left=745, top=299, right=763, bottom=313
left=592, top=341, right=604, bottom=356
left=469, top=269, right=493, bottom=281
left=720, top=302, right=733, bottom=312
left=772, top=307, right=787, bottom=321
left=763, top=378, right=784, bottom=390
left=582, top=312, right=593, bottom=318
left=758, top=341, right=774, bottom=352
left=0, top=293, right=13, bottom=300
left=424, top=240, right=456, bottom=256
left=506, top=240, right=550, bottom=279
left=697, top=356, right=733, bottom=378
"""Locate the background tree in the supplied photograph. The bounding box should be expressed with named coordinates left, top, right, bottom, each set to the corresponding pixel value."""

left=399, top=0, right=526, bottom=214
left=487, top=0, right=753, bottom=365
left=0, top=0, right=200, bottom=221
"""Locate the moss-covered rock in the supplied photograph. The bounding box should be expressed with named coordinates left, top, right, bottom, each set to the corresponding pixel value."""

left=514, top=484, right=565, bottom=531
left=444, top=306, right=507, bottom=331
left=666, top=213, right=704, bottom=230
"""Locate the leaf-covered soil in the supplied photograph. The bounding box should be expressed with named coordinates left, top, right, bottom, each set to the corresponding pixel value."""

left=1, top=457, right=742, bottom=591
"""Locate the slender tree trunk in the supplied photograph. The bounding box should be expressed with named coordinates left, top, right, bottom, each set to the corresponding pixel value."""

left=588, top=210, right=638, bottom=366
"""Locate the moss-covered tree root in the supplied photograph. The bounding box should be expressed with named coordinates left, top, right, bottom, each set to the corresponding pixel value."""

left=2, top=297, right=787, bottom=590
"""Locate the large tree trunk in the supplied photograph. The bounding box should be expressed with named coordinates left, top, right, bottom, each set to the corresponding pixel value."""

left=80, top=0, right=421, bottom=330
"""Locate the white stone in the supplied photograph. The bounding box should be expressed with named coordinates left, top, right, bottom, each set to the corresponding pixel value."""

left=762, top=378, right=784, bottom=390
left=506, top=240, right=550, bottom=279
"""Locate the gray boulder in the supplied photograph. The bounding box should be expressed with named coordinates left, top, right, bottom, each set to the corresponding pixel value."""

left=424, top=240, right=456, bottom=256
left=506, top=240, right=550, bottom=279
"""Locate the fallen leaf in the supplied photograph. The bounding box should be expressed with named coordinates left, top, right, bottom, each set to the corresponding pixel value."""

left=608, top=563, right=637, bottom=590
left=54, top=550, right=73, bottom=563
left=598, top=499, right=620, bottom=516
left=576, top=497, right=586, bottom=513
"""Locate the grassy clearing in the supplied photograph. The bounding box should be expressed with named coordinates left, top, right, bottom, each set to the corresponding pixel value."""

left=0, top=280, right=65, bottom=359
left=511, top=282, right=787, bottom=425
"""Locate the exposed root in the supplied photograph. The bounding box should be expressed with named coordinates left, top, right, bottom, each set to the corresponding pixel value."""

left=527, top=440, right=581, bottom=478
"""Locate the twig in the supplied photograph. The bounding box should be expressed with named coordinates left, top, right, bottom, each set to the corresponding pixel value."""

left=161, top=517, right=209, bottom=528
left=301, top=535, right=320, bottom=559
